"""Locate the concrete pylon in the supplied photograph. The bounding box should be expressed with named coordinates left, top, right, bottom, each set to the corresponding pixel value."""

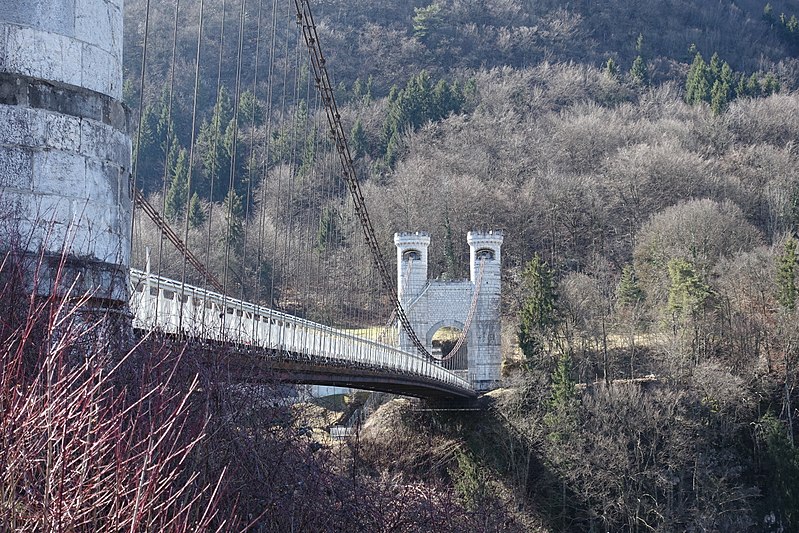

left=0, top=0, right=132, bottom=309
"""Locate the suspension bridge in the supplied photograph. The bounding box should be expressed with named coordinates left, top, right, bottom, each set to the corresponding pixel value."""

left=0, top=0, right=502, bottom=400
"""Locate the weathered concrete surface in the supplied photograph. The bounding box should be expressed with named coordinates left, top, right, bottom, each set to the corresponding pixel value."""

left=395, top=230, right=504, bottom=391
left=0, top=0, right=131, bottom=306
left=0, top=0, right=123, bottom=99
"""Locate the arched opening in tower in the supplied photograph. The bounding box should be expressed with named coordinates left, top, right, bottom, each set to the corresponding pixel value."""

left=431, top=326, right=468, bottom=371
left=402, top=249, right=421, bottom=261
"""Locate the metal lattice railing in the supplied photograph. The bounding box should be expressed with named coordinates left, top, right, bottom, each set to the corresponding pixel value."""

left=128, top=269, right=473, bottom=393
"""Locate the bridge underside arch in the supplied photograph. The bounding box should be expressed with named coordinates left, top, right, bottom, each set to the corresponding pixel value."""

left=145, top=333, right=477, bottom=400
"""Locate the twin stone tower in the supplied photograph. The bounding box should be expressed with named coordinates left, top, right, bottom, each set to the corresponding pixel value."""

left=395, top=230, right=503, bottom=392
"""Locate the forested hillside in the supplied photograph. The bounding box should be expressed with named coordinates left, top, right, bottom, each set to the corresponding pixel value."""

left=122, top=0, right=799, bottom=530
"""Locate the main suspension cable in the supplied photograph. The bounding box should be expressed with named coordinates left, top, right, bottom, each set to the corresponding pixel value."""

left=292, top=0, right=431, bottom=358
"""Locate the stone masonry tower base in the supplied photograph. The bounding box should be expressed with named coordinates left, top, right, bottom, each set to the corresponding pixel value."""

left=0, top=0, right=132, bottom=312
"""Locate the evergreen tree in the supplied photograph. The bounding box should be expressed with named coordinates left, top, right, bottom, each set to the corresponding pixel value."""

left=777, top=237, right=798, bottom=311
left=685, top=53, right=710, bottom=104
left=708, top=52, right=722, bottom=84
left=543, top=352, right=578, bottom=443
left=365, top=75, right=374, bottom=103
left=735, top=73, right=748, bottom=98
left=413, top=3, right=443, bottom=44
left=667, top=257, right=712, bottom=328
left=711, top=80, right=729, bottom=115
left=238, top=90, right=263, bottom=127
left=387, top=84, right=400, bottom=104
left=746, top=73, right=761, bottom=97
left=298, top=126, right=317, bottom=177
left=223, top=115, right=248, bottom=196
left=518, top=255, right=560, bottom=363
left=196, top=87, right=233, bottom=202
left=316, top=206, right=343, bottom=250
left=133, top=103, right=164, bottom=193
left=164, top=147, right=189, bottom=220
left=350, top=119, right=367, bottom=160
left=432, top=79, right=454, bottom=120
left=617, top=264, right=644, bottom=306
left=635, top=33, right=645, bottom=54
left=629, top=55, right=648, bottom=85
left=384, top=129, right=403, bottom=168
left=221, top=189, right=245, bottom=251
left=604, top=57, right=619, bottom=79
left=789, top=14, right=799, bottom=34
left=352, top=78, right=363, bottom=100
left=764, top=73, right=781, bottom=95
left=187, top=192, right=205, bottom=228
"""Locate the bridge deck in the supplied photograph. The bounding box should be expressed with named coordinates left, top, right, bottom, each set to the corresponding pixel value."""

left=129, top=269, right=475, bottom=399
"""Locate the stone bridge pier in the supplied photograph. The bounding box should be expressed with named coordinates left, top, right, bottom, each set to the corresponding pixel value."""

left=395, top=230, right=503, bottom=391
left=0, top=0, right=132, bottom=309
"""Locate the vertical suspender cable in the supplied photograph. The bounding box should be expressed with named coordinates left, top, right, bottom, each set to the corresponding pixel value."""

left=253, top=0, right=280, bottom=308
left=241, top=0, right=265, bottom=304
left=269, top=3, right=292, bottom=312
left=130, top=0, right=152, bottom=253
left=293, top=0, right=432, bottom=359
left=178, top=0, right=206, bottom=330
left=203, top=0, right=229, bottom=293
left=157, top=0, right=182, bottom=283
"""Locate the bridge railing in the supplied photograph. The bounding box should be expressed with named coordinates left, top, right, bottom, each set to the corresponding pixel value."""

left=128, top=269, right=472, bottom=393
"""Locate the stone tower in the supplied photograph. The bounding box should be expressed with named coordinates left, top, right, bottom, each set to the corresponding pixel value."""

left=0, top=0, right=131, bottom=307
left=467, top=230, right=504, bottom=389
left=394, top=230, right=503, bottom=391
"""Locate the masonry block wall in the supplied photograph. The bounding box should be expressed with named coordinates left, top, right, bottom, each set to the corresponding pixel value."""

left=395, top=230, right=503, bottom=391
left=0, top=0, right=131, bottom=304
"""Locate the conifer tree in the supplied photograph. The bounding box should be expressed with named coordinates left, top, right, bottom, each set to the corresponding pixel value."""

left=133, top=103, right=164, bottom=194
left=667, top=258, right=711, bottom=320
left=711, top=80, right=729, bottom=115
left=685, top=53, right=709, bottom=104
left=187, top=192, right=205, bottom=228
left=197, top=87, right=233, bottom=202
left=413, top=3, right=443, bottom=44
left=238, top=90, right=263, bottom=127
left=708, top=52, right=722, bottom=84
left=617, top=264, right=644, bottom=306
left=365, top=75, right=374, bottom=103
left=164, top=147, right=189, bottom=220
left=432, top=79, right=454, bottom=120
left=384, top=129, right=403, bottom=168
left=764, top=73, right=781, bottom=95
left=543, top=352, right=578, bottom=443
left=518, top=255, right=560, bottom=363
left=629, top=55, right=648, bottom=85
left=352, top=78, right=364, bottom=101
left=350, top=119, right=367, bottom=159
left=604, top=57, right=619, bottom=79
left=316, top=206, right=342, bottom=250
left=629, top=34, right=649, bottom=85
left=746, top=73, right=761, bottom=97
left=221, top=189, right=245, bottom=250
